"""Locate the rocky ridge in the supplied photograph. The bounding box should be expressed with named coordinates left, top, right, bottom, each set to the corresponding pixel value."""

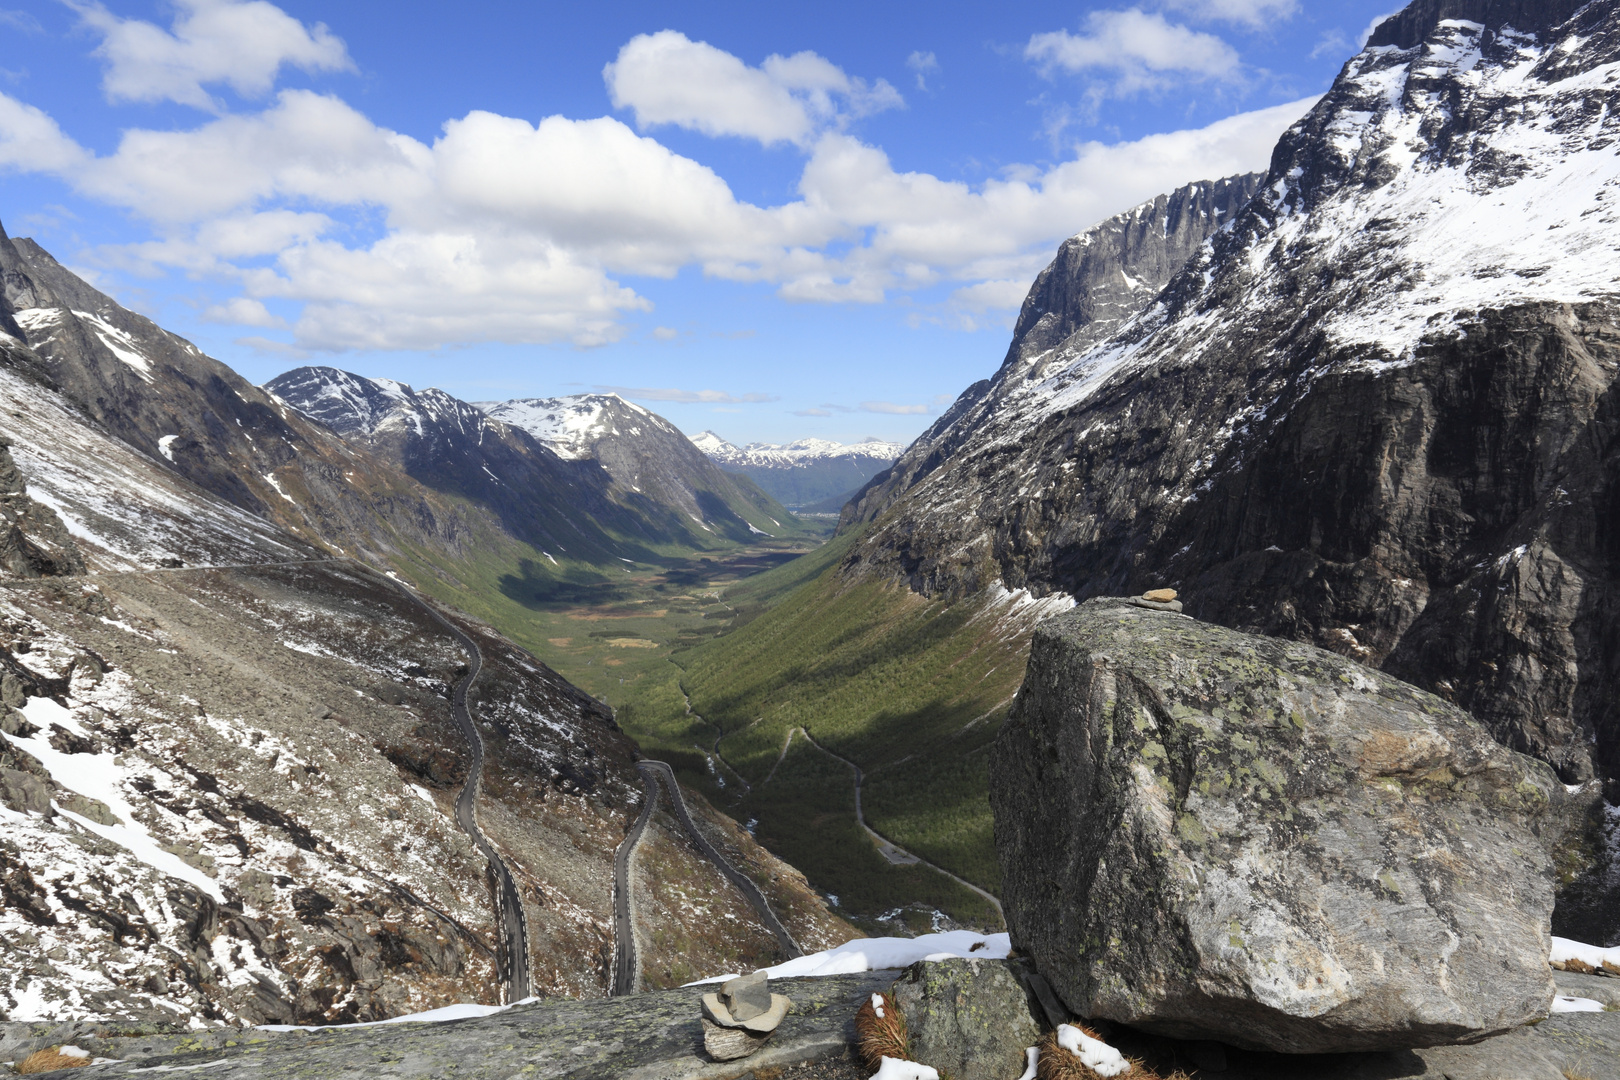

left=835, top=0, right=1620, bottom=817
left=477, top=393, right=796, bottom=541
left=0, top=227, right=472, bottom=568
left=267, top=367, right=781, bottom=563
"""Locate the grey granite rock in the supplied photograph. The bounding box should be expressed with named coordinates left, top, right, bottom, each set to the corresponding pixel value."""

left=890, top=958, right=1042, bottom=1080
left=991, top=599, right=1573, bottom=1053
left=0, top=767, right=50, bottom=816
left=0, top=972, right=894, bottom=1079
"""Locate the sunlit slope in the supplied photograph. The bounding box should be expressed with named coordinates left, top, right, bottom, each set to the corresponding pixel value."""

left=673, top=553, right=1073, bottom=924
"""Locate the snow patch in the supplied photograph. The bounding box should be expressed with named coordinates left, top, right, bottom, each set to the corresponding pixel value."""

left=14, top=697, right=224, bottom=901
left=1057, top=1024, right=1131, bottom=1077
left=869, top=1059, right=938, bottom=1080
left=690, top=931, right=1011, bottom=984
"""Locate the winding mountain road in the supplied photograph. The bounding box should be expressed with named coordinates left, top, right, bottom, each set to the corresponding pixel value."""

left=387, top=578, right=533, bottom=1004
left=798, top=728, right=1005, bottom=922
left=609, top=767, right=660, bottom=997
left=609, top=759, right=801, bottom=996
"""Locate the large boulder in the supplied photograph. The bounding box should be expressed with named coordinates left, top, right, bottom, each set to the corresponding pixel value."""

left=989, top=599, right=1572, bottom=1054
left=890, top=958, right=1043, bottom=1080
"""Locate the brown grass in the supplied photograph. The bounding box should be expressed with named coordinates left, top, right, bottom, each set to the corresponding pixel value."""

left=1033, top=1028, right=1191, bottom=1080
left=854, top=991, right=910, bottom=1072
left=1563, top=1069, right=1596, bottom=1080
left=17, top=1048, right=92, bottom=1074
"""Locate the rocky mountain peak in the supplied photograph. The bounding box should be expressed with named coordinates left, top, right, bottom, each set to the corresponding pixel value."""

left=477, top=393, right=664, bottom=463
left=840, top=170, right=1264, bottom=531
left=1366, top=0, right=1589, bottom=50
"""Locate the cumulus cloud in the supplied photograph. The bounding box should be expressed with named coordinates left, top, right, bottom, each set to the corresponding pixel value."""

left=1158, top=0, right=1299, bottom=30
left=604, top=30, right=901, bottom=147
left=0, top=16, right=1315, bottom=353
left=596, top=385, right=778, bottom=404
left=1027, top=9, right=1242, bottom=95
left=906, top=51, right=939, bottom=91
left=69, top=0, right=353, bottom=111
left=0, top=94, right=90, bottom=172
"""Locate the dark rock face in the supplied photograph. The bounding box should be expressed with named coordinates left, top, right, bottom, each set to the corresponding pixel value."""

left=0, top=438, right=82, bottom=578
left=842, top=173, right=1263, bottom=532
left=990, top=600, right=1570, bottom=1054
left=890, top=958, right=1042, bottom=1080
left=835, top=0, right=1620, bottom=803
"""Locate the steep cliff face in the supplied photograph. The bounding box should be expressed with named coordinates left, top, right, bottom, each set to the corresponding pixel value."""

left=837, top=1, right=1620, bottom=789
left=844, top=173, right=1263, bottom=530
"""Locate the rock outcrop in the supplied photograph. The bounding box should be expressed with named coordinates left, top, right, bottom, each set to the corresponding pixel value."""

left=990, top=599, right=1575, bottom=1053
left=890, top=958, right=1041, bottom=1080
left=0, top=438, right=82, bottom=578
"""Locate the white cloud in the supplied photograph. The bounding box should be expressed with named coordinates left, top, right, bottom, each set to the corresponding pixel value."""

left=1026, top=9, right=1242, bottom=95
left=595, top=385, right=778, bottom=404
left=792, top=407, right=832, bottom=417
left=0, top=9, right=43, bottom=33
left=651, top=326, right=679, bottom=340
left=603, top=30, right=902, bottom=147
left=1159, top=0, right=1299, bottom=30
left=906, top=51, right=939, bottom=91
left=0, top=23, right=1314, bottom=352
left=70, top=0, right=353, bottom=111
left=0, top=93, right=90, bottom=172
left=202, top=296, right=284, bottom=327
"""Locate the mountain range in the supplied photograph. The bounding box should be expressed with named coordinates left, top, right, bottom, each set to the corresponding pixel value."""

left=692, top=432, right=904, bottom=512
left=0, top=226, right=848, bottom=1025
left=6, top=0, right=1620, bottom=1034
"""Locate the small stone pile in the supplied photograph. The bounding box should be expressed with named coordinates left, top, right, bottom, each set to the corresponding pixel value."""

left=700, top=971, right=791, bottom=1061
left=1130, top=588, right=1181, bottom=612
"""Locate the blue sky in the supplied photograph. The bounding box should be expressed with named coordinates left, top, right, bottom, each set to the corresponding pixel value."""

left=0, top=0, right=1398, bottom=445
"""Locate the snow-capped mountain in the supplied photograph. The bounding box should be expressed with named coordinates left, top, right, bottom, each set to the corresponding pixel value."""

left=477, top=394, right=797, bottom=539
left=837, top=0, right=1620, bottom=804
left=692, top=432, right=905, bottom=510
left=477, top=394, right=652, bottom=462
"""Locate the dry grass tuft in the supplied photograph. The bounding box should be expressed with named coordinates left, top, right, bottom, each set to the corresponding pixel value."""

left=1563, top=1069, right=1596, bottom=1080
left=1033, top=1028, right=1191, bottom=1080
left=17, top=1047, right=92, bottom=1074
left=854, top=991, right=910, bottom=1073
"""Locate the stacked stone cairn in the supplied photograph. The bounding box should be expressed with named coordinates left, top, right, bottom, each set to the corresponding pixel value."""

left=700, top=972, right=791, bottom=1062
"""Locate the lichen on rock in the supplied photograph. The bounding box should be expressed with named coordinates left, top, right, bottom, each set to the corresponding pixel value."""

left=991, top=599, right=1580, bottom=1053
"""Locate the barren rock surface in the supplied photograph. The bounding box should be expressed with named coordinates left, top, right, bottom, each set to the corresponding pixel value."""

left=991, top=599, right=1575, bottom=1053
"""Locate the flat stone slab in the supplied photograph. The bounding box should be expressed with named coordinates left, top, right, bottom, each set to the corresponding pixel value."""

left=0, top=972, right=894, bottom=1079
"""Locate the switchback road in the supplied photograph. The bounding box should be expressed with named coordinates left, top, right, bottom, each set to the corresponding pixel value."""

left=388, top=578, right=533, bottom=1003
left=609, top=760, right=801, bottom=995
